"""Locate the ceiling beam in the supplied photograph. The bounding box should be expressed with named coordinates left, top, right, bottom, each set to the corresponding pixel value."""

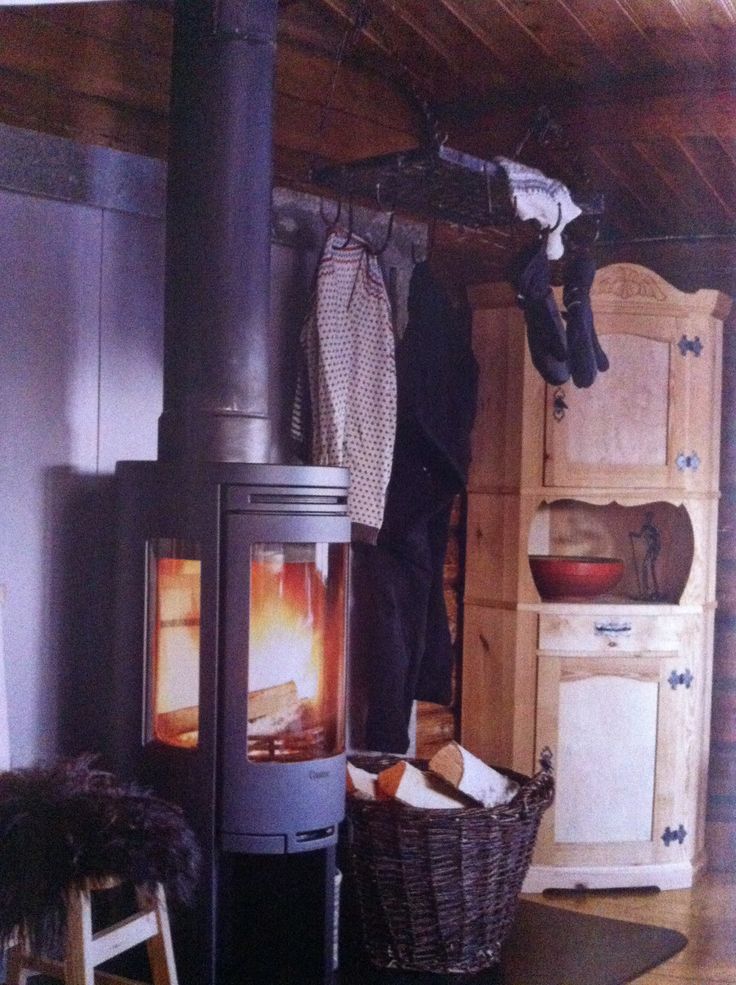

left=445, top=86, right=736, bottom=155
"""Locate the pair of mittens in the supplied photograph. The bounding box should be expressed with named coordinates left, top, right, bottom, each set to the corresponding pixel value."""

left=562, top=249, right=609, bottom=388
left=514, top=240, right=570, bottom=386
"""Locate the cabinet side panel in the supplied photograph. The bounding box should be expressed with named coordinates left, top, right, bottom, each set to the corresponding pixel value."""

left=460, top=605, right=536, bottom=772
left=464, top=493, right=521, bottom=606
left=469, top=308, right=527, bottom=490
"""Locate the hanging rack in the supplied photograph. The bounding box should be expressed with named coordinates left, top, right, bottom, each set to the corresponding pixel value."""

left=309, top=0, right=604, bottom=231
left=313, top=117, right=604, bottom=231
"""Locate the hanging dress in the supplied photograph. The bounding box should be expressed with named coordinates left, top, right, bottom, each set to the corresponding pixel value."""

left=292, top=230, right=396, bottom=543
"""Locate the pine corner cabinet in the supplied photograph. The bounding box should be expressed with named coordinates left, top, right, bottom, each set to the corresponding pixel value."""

left=461, top=263, right=731, bottom=892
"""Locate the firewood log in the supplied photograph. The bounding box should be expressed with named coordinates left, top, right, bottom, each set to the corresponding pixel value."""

left=375, top=760, right=467, bottom=809
left=428, top=741, right=519, bottom=807
left=346, top=763, right=377, bottom=800
left=248, top=681, right=299, bottom=721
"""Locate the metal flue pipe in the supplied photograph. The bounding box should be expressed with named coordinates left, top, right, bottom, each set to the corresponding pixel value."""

left=158, top=0, right=278, bottom=463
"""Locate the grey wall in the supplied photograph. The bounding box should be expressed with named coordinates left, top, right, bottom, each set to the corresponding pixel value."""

left=0, top=123, right=424, bottom=767
left=0, top=171, right=165, bottom=765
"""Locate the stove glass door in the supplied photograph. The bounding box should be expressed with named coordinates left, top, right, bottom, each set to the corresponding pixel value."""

left=247, top=542, right=346, bottom=762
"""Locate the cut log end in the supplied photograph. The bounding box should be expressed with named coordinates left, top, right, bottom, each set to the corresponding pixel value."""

left=429, top=741, right=520, bottom=808
left=375, top=760, right=467, bottom=809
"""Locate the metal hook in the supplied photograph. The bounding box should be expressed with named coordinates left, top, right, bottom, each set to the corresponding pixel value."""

left=319, top=196, right=342, bottom=228
left=483, top=161, right=493, bottom=219
left=375, top=180, right=397, bottom=214
left=336, top=198, right=354, bottom=247
left=371, top=209, right=395, bottom=255
left=370, top=181, right=397, bottom=255
left=548, top=201, right=563, bottom=234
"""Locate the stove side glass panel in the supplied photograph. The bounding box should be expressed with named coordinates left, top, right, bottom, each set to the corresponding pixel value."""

left=146, top=538, right=202, bottom=749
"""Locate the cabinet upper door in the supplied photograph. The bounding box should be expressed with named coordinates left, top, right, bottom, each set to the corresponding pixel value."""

left=542, top=264, right=727, bottom=492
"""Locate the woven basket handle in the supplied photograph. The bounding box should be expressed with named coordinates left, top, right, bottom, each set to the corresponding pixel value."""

left=518, top=747, right=555, bottom=813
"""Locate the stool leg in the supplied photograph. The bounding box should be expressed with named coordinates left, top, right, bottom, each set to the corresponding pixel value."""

left=64, top=886, right=95, bottom=985
left=5, top=944, right=31, bottom=985
left=136, top=884, right=178, bottom=985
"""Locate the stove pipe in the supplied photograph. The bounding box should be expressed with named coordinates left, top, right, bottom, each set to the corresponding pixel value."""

left=158, top=0, right=278, bottom=464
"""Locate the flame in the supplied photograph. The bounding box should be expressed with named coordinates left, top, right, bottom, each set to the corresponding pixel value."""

left=249, top=553, right=323, bottom=702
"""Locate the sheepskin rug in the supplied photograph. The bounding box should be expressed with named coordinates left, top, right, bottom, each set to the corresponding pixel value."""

left=0, top=755, right=200, bottom=951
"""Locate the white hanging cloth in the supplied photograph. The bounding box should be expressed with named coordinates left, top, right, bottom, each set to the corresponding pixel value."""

left=293, top=231, right=397, bottom=543
left=496, top=156, right=581, bottom=260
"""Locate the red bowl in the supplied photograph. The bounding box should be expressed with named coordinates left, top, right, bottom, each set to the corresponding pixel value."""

left=529, top=555, right=625, bottom=601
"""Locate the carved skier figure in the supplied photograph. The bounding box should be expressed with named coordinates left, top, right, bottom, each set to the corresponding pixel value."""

left=630, top=511, right=662, bottom=600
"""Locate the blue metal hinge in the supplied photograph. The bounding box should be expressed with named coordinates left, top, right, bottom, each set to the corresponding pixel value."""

left=661, top=824, right=687, bottom=847
left=676, top=452, right=700, bottom=472
left=668, top=669, right=694, bottom=690
left=678, top=335, right=703, bottom=357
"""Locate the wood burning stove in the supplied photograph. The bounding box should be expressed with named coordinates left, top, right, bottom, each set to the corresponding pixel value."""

left=113, top=462, right=349, bottom=983
left=112, top=2, right=353, bottom=980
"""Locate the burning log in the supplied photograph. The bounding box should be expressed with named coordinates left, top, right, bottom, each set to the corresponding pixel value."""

left=155, top=706, right=199, bottom=748
left=248, top=681, right=299, bottom=721
left=247, top=680, right=307, bottom=740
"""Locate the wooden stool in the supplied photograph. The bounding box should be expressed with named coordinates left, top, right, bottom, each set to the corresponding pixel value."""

left=5, top=877, right=178, bottom=985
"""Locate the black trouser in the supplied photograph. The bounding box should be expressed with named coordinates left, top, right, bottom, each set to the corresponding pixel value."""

left=349, top=430, right=457, bottom=754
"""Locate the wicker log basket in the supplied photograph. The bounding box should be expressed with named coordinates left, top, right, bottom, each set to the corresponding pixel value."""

left=345, top=753, right=554, bottom=975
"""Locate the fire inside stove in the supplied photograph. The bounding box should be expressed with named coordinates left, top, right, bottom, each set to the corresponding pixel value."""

left=148, top=538, right=346, bottom=762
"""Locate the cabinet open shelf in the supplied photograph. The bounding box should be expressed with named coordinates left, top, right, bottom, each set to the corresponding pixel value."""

left=527, top=499, right=694, bottom=605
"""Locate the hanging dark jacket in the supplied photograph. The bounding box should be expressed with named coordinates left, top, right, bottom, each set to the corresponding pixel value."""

left=350, top=262, right=479, bottom=754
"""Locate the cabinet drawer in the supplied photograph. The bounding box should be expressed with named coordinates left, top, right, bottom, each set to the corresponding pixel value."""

left=538, top=613, right=687, bottom=653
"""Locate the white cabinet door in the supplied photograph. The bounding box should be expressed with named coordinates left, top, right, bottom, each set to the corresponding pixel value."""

left=534, top=652, right=695, bottom=870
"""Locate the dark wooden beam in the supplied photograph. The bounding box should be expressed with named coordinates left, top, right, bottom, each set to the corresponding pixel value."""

left=0, top=67, right=169, bottom=159
left=0, top=9, right=170, bottom=115
left=446, top=86, right=736, bottom=156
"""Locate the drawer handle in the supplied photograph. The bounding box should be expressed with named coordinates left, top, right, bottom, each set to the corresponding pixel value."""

left=594, top=621, right=632, bottom=646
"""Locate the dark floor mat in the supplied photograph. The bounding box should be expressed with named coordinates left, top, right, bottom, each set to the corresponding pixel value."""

left=339, top=899, right=688, bottom=985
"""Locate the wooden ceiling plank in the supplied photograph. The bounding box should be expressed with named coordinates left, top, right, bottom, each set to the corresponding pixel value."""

left=276, top=41, right=417, bottom=134
left=368, top=0, right=508, bottom=99
left=20, top=2, right=172, bottom=59
left=277, top=1, right=349, bottom=58
left=553, top=0, right=662, bottom=77
left=716, top=136, right=736, bottom=169
left=0, top=11, right=170, bottom=116
left=631, top=138, right=728, bottom=233
left=613, top=0, right=718, bottom=70
left=316, top=0, right=465, bottom=106
left=574, top=89, right=736, bottom=141
left=588, top=143, right=687, bottom=237
left=487, top=0, right=625, bottom=86
left=539, top=88, right=736, bottom=144
left=275, top=89, right=417, bottom=163
left=594, top=189, right=672, bottom=242
left=674, top=136, right=736, bottom=222
left=662, top=0, right=736, bottom=71
left=437, top=0, right=558, bottom=93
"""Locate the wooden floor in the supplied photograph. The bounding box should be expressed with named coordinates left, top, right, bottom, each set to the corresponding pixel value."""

left=523, top=870, right=736, bottom=983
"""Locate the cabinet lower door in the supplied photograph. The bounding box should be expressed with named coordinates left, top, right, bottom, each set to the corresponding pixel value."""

left=534, top=653, right=694, bottom=874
